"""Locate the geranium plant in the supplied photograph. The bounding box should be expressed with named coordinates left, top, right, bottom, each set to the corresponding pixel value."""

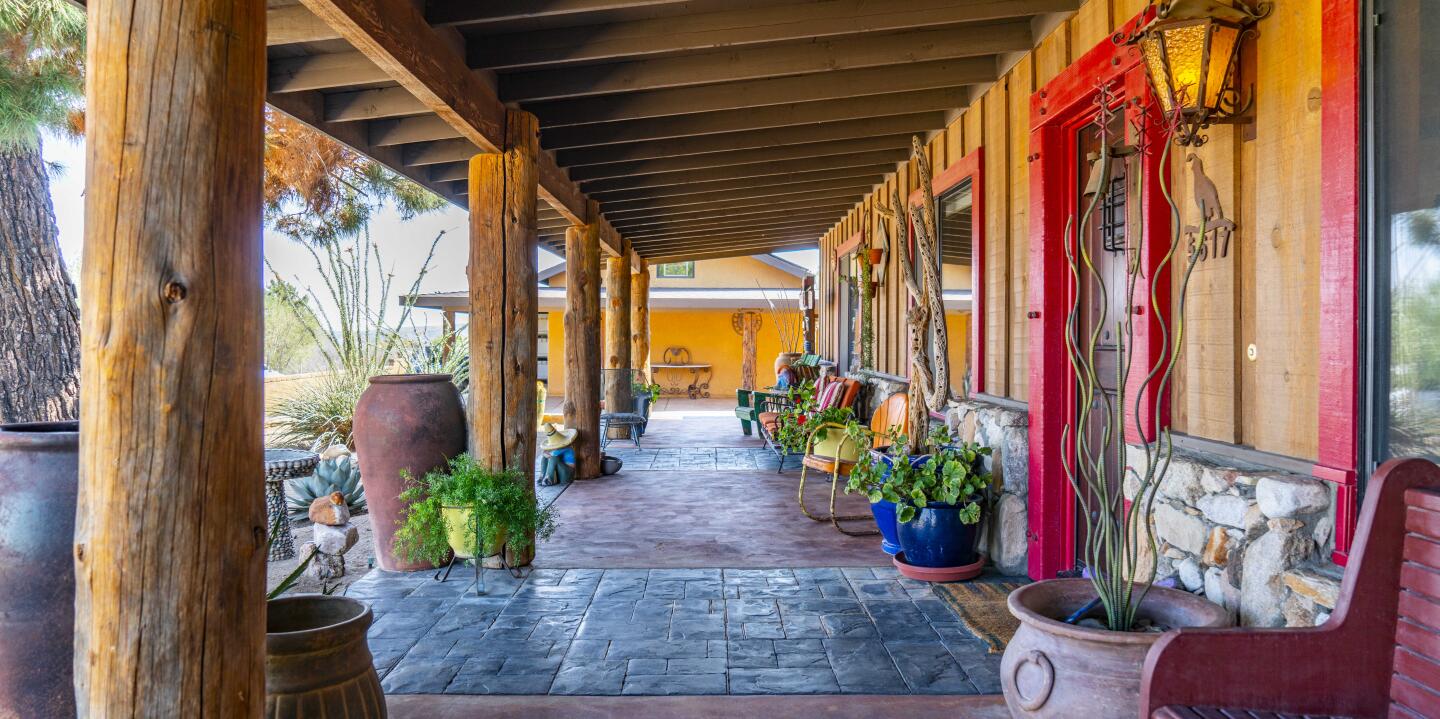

left=844, top=424, right=994, bottom=523
left=773, top=381, right=854, bottom=453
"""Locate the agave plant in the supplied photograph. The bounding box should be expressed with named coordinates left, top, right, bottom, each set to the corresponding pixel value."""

left=287, top=454, right=366, bottom=517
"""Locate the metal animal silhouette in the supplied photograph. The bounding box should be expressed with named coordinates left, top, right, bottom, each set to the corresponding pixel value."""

left=1183, top=154, right=1236, bottom=260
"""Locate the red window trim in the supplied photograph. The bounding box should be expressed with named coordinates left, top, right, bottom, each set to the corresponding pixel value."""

left=907, top=149, right=985, bottom=397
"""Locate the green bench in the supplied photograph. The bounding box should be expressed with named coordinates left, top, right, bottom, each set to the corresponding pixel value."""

left=734, top=354, right=819, bottom=435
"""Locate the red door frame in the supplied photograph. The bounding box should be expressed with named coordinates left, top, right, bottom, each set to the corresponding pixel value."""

left=1027, top=8, right=1168, bottom=578
left=1024, top=2, right=1364, bottom=577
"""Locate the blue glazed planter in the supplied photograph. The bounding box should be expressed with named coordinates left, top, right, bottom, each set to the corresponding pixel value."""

left=868, top=451, right=933, bottom=556
left=896, top=500, right=982, bottom=568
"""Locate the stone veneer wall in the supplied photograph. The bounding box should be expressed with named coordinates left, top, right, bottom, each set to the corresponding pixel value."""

left=1124, top=445, right=1343, bottom=627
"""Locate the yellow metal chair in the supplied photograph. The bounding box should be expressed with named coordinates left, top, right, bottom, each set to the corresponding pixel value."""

left=796, top=392, right=911, bottom=536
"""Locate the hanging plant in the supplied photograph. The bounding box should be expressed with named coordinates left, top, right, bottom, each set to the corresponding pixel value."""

left=857, top=239, right=875, bottom=370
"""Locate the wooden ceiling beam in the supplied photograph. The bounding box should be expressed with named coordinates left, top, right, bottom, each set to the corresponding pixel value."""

left=580, top=152, right=904, bottom=192
left=609, top=198, right=861, bottom=228
left=589, top=167, right=889, bottom=203
left=528, top=57, right=994, bottom=129
left=628, top=218, right=840, bottom=243
left=496, top=20, right=1032, bottom=102
left=297, top=0, right=618, bottom=253
left=427, top=0, right=695, bottom=29
left=268, top=5, right=342, bottom=45
left=403, top=138, right=480, bottom=167
left=581, top=160, right=900, bottom=194
left=472, top=0, right=1075, bottom=70
left=569, top=137, right=912, bottom=183
left=614, top=208, right=850, bottom=235
left=324, top=85, right=428, bottom=122
left=542, top=88, right=965, bottom=150
left=600, top=177, right=879, bottom=212
left=556, top=113, right=937, bottom=168
left=370, top=115, right=464, bottom=146
left=604, top=189, right=866, bottom=222
left=636, top=233, right=823, bottom=254
left=269, top=51, right=391, bottom=93
left=643, top=241, right=817, bottom=263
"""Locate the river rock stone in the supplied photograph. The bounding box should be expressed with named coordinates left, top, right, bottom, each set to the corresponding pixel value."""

left=1155, top=503, right=1207, bottom=555
left=313, top=521, right=359, bottom=555
left=309, top=491, right=351, bottom=526
left=1202, top=526, right=1231, bottom=566
left=1177, top=557, right=1203, bottom=591
left=990, top=493, right=1028, bottom=576
left=1240, top=522, right=1314, bottom=626
left=1204, top=566, right=1239, bottom=613
left=1243, top=503, right=1268, bottom=540
left=1282, top=568, right=1341, bottom=609
left=320, top=445, right=352, bottom=461
left=1197, top=494, right=1252, bottom=529
left=1255, top=475, right=1329, bottom=519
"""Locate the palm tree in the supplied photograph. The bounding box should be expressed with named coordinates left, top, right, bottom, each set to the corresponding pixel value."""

left=0, top=0, right=84, bottom=423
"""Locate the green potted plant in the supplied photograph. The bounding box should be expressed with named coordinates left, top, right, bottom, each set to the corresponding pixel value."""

left=631, top=380, right=661, bottom=434
left=393, top=453, right=556, bottom=567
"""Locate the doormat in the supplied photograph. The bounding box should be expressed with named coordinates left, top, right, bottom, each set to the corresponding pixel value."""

left=934, top=581, right=1025, bottom=653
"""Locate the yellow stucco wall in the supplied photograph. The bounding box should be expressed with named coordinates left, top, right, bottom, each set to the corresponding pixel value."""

left=546, top=307, right=789, bottom=398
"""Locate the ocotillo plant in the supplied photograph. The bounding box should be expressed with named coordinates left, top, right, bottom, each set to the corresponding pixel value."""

left=1062, top=86, right=1206, bottom=631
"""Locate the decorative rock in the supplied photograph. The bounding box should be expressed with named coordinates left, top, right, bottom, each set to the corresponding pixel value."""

left=1197, top=494, right=1252, bottom=529
left=1162, top=546, right=1186, bottom=560
left=1316, top=610, right=1331, bottom=625
left=1243, top=504, right=1268, bottom=540
left=1202, top=526, right=1231, bottom=566
left=313, top=521, right=359, bottom=555
left=1282, top=568, right=1341, bottom=609
left=302, top=542, right=347, bottom=581
left=320, top=445, right=352, bottom=461
left=1312, top=515, right=1334, bottom=549
left=1199, top=467, right=1235, bottom=494
left=1154, top=503, right=1207, bottom=555
left=1282, top=593, right=1318, bottom=627
left=1158, top=459, right=1204, bottom=505
left=1267, top=517, right=1304, bottom=533
left=1176, top=557, right=1203, bottom=592
left=1255, top=475, right=1330, bottom=519
left=309, top=491, right=351, bottom=526
left=1203, top=566, right=1239, bottom=613
left=989, top=493, right=1028, bottom=576
left=1240, top=522, right=1314, bottom=626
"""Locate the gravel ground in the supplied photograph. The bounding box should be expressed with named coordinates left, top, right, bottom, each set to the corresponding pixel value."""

left=265, top=512, right=378, bottom=596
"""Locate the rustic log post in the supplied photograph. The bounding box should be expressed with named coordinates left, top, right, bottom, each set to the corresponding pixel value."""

left=470, top=109, right=540, bottom=566
left=76, top=0, right=267, bottom=714
left=604, top=253, right=632, bottom=424
left=631, top=258, right=651, bottom=381
left=563, top=220, right=602, bottom=479
left=733, top=310, right=763, bottom=390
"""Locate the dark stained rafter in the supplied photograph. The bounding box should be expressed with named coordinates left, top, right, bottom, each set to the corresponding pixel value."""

left=263, top=0, right=1076, bottom=261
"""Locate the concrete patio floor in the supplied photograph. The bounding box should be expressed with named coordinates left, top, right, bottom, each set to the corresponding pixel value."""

left=386, top=692, right=1009, bottom=717
left=358, top=399, right=1012, bottom=700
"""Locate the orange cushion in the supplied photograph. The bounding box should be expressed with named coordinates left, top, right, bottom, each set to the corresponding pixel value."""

left=759, top=411, right=780, bottom=433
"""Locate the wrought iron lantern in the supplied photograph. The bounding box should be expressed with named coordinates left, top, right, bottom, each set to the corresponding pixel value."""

left=1135, top=0, right=1269, bottom=146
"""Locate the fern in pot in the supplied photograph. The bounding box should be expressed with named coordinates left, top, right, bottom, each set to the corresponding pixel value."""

left=393, top=454, right=556, bottom=569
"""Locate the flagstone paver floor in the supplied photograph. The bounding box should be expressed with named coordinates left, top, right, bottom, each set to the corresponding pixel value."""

left=351, top=566, right=1005, bottom=697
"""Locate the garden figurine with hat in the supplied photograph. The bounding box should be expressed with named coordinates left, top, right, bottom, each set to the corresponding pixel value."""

left=539, top=423, right=578, bottom=486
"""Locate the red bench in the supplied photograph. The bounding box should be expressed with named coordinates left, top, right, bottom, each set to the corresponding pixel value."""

left=1140, top=457, right=1440, bottom=719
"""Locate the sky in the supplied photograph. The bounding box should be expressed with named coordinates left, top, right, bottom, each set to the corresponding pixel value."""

left=42, top=130, right=818, bottom=334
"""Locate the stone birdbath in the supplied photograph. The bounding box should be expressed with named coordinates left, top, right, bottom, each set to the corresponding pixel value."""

left=264, top=448, right=319, bottom=561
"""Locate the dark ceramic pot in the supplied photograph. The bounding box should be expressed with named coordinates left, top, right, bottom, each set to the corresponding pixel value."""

left=0, top=421, right=78, bottom=718
left=1001, top=579, right=1232, bottom=718
left=353, top=374, right=466, bottom=571
left=896, top=500, right=982, bottom=568
left=868, top=450, right=934, bottom=556
left=266, top=595, right=385, bottom=718
left=633, top=395, right=651, bottom=435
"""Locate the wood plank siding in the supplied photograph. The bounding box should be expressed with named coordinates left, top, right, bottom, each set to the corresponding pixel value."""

left=818, top=0, right=1323, bottom=462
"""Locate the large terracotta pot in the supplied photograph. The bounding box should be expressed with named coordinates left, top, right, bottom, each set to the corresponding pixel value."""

left=353, top=373, right=466, bottom=571
left=266, top=595, right=385, bottom=718
left=0, top=420, right=78, bottom=718
left=1001, top=579, right=1232, bottom=718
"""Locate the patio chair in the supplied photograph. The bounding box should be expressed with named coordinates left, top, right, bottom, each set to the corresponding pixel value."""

left=1139, top=457, right=1440, bottom=719
left=757, top=376, right=861, bottom=473
left=797, top=392, right=910, bottom=536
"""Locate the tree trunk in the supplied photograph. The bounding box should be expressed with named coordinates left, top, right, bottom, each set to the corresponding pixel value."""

left=0, top=140, right=80, bottom=424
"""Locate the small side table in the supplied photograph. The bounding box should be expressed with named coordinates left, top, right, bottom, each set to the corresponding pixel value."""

left=264, top=449, right=319, bottom=561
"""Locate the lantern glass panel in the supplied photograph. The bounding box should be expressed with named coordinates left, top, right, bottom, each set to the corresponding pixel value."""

left=1158, top=21, right=1209, bottom=111
left=1140, top=34, right=1174, bottom=113
left=1202, top=23, right=1241, bottom=109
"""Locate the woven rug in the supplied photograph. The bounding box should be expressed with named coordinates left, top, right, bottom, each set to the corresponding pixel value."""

left=934, top=581, right=1025, bottom=653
